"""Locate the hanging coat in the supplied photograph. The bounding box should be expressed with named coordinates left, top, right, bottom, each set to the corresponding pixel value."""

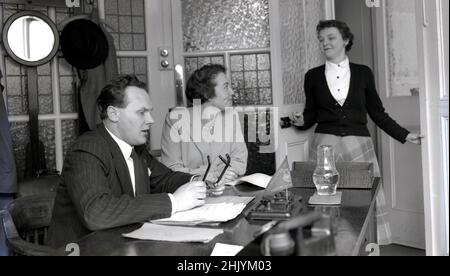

left=0, top=69, right=17, bottom=193
left=78, top=9, right=118, bottom=131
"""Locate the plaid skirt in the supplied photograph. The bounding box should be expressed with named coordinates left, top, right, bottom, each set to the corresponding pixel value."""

left=309, top=134, right=392, bottom=245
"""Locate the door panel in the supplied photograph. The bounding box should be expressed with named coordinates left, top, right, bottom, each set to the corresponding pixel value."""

left=415, top=0, right=449, bottom=255
left=374, top=0, right=425, bottom=248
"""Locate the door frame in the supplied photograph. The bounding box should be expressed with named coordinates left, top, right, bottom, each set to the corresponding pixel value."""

left=415, top=0, right=449, bottom=256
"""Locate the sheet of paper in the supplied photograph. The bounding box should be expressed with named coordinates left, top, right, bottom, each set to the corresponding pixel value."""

left=226, top=173, right=272, bottom=189
left=211, top=243, right=244, bottom=256
left=122, top=223, right=223, bottom=243
left=152, top=196, right=254, bottom=225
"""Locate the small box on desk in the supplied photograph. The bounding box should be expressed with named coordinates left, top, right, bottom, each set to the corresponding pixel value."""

left=291, top=162, right=374, bottom=189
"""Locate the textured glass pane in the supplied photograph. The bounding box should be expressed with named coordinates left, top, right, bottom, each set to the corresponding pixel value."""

left=231, top=72, right=244, bottom=89
left=245, top=88, right=258, bottom=104
left=131, top=0, right=144, bottom=16
left=39, top=120, right=56, bottom=172
left=10, top=122, right=29, bottom=181
left=258, top=71, right=271, bottom=88
left=59, top=77, right=74, bottom=95
left=105, top=15, right=119, bottom=31
left=7, top=96, right=27, bottom=116
left=119, top=58, right=134, bottom=74
left=62, top=120, right=79, bottom=158
left=244, top=55, right=257, bottom=71
left=231, top=55, right=244, bottom=72
left=230, top=53, right=272, bottom=106
left=59, top=58, right=78, bottom=113
left=60, top=95, right=76, bottom=114
left=4, top=58, right=28, bottom=115
left=260, top=88, right=273, bottom=105
left=59, top=57, right=74, bottom=76
left=118, top=0, right=132, bottom=15
left=37, top=63, right=51, bottom=75
left=120, top=34, right=133, bottom=50
left=105, top=0, right=146, bottom=51
left=105, top=0, right=118, bottom=14
left=38, top=76, right=52, bottom=95
left=244, top=72, right=258, bottom=89
left=5, top=57, right=21, bottom=75
left=6, top=76, right=21, bottom=95
left=257, top=54, right=271, bottom=70
left=182, top=0, right=270, bottom=52
left=119, top=16, right=133, bottom=33
left=134, top=58, right=147, bottom=74
left=133, top=34, right=146, bottom=51
left=37, top=70, right=53, bottom=115
left=39, top=96, right=53, bottom=114
left=132, top=16, right=145, bottom=33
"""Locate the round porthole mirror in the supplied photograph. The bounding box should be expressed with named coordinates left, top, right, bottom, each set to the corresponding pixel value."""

left=2, top=11, right=59, bottom=67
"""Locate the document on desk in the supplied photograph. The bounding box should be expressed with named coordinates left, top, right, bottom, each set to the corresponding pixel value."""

left=151, top=196, right=254, bottom=226
left=122, top=223, right=223, bottom=243
left=211, top=243, right=244, bottom=256
left=226, top=173, right=272, bottom=189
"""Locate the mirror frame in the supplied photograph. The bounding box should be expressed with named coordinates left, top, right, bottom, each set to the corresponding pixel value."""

left=1, top=11, right=60, bottom=67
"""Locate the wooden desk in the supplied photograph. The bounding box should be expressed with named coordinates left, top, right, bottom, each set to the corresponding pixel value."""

left=74, top=178, right=380, bottom=256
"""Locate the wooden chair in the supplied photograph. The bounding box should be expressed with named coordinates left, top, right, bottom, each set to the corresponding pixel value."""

left=0, top=209, right=63, bottom=256
left=17, top=174, right=60, bottom=198
left=7, top=194, right=55, bottom=245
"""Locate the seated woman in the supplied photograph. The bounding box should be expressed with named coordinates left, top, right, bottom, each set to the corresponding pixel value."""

left=161, top=64, right=248, bottom=186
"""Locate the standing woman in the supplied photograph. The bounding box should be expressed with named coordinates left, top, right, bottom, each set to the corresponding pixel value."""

left=291, top=20, right=423, bottom=244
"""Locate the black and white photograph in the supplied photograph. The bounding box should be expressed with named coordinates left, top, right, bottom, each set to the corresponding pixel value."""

left=0, top=0, right=448, bottom=259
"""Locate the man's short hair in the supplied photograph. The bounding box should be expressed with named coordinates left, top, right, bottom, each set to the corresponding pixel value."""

left=97, top=75, right=147, bottom=120
left=316, top=20, right=354, bottom=52
left=185, top=64, right=226, bottom=107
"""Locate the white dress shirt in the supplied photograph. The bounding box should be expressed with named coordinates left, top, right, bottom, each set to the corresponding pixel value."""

left=105, top=127, right=178, bottom=214
left=325, top=57, right=351, bottom=106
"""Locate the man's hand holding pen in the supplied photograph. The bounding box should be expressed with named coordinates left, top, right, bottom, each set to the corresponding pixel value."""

left=206, top=167, right=239, bottom=196
left=200, top=154, right=238, bottom=197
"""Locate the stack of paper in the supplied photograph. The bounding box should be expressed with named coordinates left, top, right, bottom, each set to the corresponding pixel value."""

left=226, top=173, right=272, bottom=189
left=152, top=196, right=254, bottom=226
left=122, top=223, right=223, bottom=243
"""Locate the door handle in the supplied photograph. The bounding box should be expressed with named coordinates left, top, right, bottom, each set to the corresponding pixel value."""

left=175, top=64, right=185, bottom=106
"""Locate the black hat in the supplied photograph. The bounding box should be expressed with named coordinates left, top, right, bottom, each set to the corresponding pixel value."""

left=60, top=19, right=109, bottom=70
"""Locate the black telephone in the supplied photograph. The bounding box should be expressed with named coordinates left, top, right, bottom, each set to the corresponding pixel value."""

left=239, top=212, right=337, bottom=256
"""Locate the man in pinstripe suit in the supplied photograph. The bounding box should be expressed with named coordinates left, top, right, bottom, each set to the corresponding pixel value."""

left=47, top=75, right=211, bottom=248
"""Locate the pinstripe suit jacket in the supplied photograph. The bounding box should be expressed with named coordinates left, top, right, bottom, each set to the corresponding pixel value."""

left=46, top=125, right=192, bottom=248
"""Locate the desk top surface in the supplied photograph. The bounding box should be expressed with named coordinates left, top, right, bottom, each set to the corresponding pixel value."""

left=74, top=178, right=380, bottom=256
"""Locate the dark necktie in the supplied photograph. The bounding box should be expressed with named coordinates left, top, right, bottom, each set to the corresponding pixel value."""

left=130, top=149, right=149, bottom=196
